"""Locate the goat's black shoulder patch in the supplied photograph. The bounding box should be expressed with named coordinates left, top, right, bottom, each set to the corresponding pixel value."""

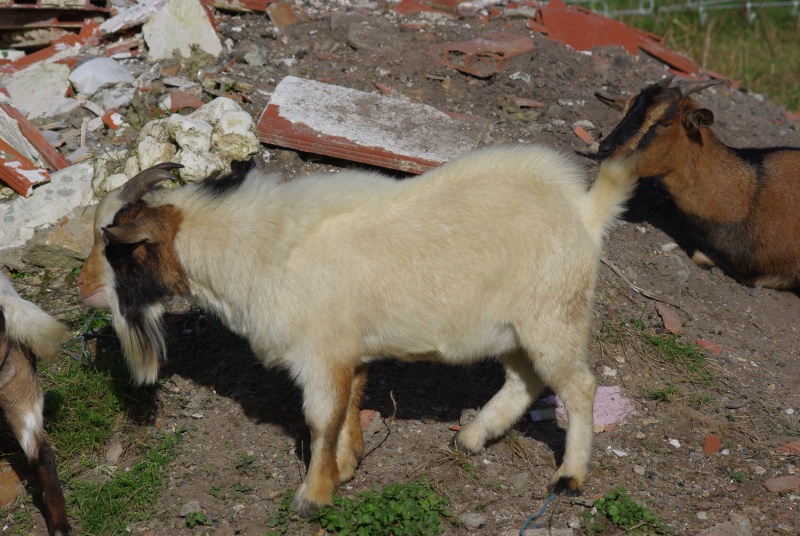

left=197, top=159, right=256, bottom=197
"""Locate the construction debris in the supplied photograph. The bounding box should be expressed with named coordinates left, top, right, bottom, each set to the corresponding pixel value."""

left=257, top=76, right=487, bottom=174
left=434, top=32, right=535, bottom=78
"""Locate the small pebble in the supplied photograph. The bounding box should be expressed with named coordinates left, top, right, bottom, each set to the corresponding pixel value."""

left=634, top=465, right=646, bottom=476
left=697, top=511, right=708, bottom=520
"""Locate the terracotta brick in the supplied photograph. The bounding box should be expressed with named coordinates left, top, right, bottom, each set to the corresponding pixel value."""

left=266, top=2, right=298, bottom=31
left=777, top=441, right=800, bottom=455
left=0, top=138, right=50, bottom=196
left=393, top=0, right=449, bottom=15
left=0, top=100, right=70, bottom=171
left=574, top=125, right=594, bottom=144
left=764, top=475, right=800, bottom=493
left=655, top=302, right=682, bottom=334
left=696, top=338, right=721, bottom=355
left=359, top=409, right=377, bottom=431
left=170, top=89, right=206, bottom=112
left=435, top=32, right=535, bottom=78
left=703, top=433, right=721, bottom=455
left=102, top=109, right=123, bottom=130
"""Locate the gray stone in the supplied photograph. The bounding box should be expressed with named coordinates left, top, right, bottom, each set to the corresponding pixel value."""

left=105, top=437, right=124, bottom=465
left=458, top=512, right=486, bottom=529
left=179, top=500, right=201, bottom=517
left=508, top=471, right=529, bottom=489
left=696, top=512, right=752, bottom=536
left=21, top=204, right=96, bottom=270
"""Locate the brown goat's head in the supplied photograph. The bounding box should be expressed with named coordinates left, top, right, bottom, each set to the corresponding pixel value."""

left=595, top=76, right=722, bottom=176
left=77, top=163, right=184, bottom=385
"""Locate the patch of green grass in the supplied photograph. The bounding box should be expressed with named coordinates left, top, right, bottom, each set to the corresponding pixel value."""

left=234, top=451, right=256, bottom=472
left=606, top=0, right=800, bottom=111
left=315, top=477, right=452, bottom=536
left=637, top=326, right=714, bottom=385
left=642, top=384, right=681, bottom=402
left=68, top=430, right=183, bottom=535
left=592, top=486, right=673, bottom=535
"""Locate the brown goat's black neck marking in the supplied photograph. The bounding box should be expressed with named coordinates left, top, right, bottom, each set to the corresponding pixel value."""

left=104, top=203, right=188, bottom=325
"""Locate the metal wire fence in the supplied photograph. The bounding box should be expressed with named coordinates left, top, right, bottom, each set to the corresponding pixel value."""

left=567, top=0, right=799, bottom=24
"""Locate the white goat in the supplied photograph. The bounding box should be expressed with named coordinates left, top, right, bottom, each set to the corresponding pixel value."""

left=0, top=274, right=71, bottom=536
left=78, top=144, right=639, bottom=516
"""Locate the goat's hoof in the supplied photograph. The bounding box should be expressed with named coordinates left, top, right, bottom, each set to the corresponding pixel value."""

left=452, top=430, right=484, bottom=455
left=549, top=475, right=582, bottom=496
left=290, top=495, right=325, bottom=519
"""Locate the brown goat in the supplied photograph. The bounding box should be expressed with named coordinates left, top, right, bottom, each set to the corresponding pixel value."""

left=596, top=76, right=800, bottom=289
left=0, top=274, right=71, bottom=536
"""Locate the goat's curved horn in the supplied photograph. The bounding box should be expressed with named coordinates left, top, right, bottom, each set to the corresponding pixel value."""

left=678, top=79, right=724, bottom=97
left=656, top=74, right=675, bottom=88
left=119, top=162, right=184, bottom=204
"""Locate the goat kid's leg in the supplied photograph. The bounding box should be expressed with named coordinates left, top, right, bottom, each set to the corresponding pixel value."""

left=455, top=350, right=544, bottom=453
left=0, top=350, right=71, bottom=536
left=530, top=341, right=595, bottom=496
left=335, top=364, right=367, bottom=484
left=291, top=364, right=354, bottom=518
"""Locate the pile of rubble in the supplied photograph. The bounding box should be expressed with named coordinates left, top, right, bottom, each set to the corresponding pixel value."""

left=0, top=0, right=795, bottom=271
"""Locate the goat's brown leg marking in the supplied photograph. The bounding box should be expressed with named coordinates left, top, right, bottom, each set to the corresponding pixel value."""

left=336, top=364, right=367, bottom=484
left=0, top=346, right=71, bottom=536
left=291, top=364, right=354, bottom=518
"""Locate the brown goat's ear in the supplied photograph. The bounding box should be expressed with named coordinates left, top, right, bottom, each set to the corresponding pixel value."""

left=103, top=220, right=152, bottom=245
left=594, top=92, right=627, bottom=112
left=682, top=108, right=714, bottom=132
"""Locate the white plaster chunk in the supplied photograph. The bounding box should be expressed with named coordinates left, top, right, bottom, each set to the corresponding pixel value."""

left=102, top=87, right=137, bottom=110
left=137, top=118, right=170, bottom=143
left=142, top=0, right=223, bottom=61
left=5, top=63, right=72, bottom=119
left=101, top=173, right=130, bottom=193
left=190, top=97, right=240, bottom=125
left=123, top=156, right=141, bottom=178
left=211, top=110, right=260, bottom=161
left=92, top=150, right=129, bottom=192
left=69, top=58, right=135, bottom=96
left=167, top=115, right=213, bottom=153
left=176, top=149, right=226, bottom=182
left=100, top=0, right=170, bottom=34
left=137, top=136, right=178, bottom=170
left=0, top=162, right=95, bottom=252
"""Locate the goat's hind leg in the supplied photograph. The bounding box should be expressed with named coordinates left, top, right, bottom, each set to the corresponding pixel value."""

left=527, top=337, right=596, bottom=496
left=335, top=364, right=367, bottom=484
left=455, top=349, right=544, bottom=454
left=0, top=348, right=71, bottom=536
left=291, top=362, right=354, bottom=518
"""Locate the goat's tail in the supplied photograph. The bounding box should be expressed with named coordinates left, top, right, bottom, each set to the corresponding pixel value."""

left=0, top=287, right=68, bottom=362
left=582, top=155, right=641, bottom=244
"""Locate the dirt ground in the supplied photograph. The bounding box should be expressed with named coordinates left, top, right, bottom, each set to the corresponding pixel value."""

left=7, top=2, right=800, bottom=534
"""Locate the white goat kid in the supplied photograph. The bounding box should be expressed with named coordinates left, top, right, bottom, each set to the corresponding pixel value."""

left=77, top=144, right=639, bottom=516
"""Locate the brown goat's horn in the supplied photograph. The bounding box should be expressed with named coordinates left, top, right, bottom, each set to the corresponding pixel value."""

left=656, top=74, right=675, bottom=88
left=119, top=162, right=184, bottom=204
left=678, top=79, right=724, bottom=97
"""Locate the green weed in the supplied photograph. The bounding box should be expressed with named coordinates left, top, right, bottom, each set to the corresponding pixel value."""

left=592, top=486, right=673, bottom=535
left=315, top=477, right=452, bottom=536
left=185, top=511, right=213, bottom=528
left=266, top=491, right=301, bottom=535
left=641, top=384, right=681, bottom=402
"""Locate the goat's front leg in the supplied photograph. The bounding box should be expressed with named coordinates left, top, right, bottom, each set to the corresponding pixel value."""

left=0, top=350, right=71, bottom=536
left=291, top=363, right=354, bottom=518
left=336, top=364, right=367, bottom=484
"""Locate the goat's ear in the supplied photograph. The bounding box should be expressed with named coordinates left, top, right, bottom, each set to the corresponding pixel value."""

left=594, top=92, right=628, bottom=112
left=103, top=220, right=152, bottom=245
left=682, top=108, right=714, bottom=132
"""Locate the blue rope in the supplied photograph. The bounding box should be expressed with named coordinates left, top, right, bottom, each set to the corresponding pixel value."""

left=520, top=493, right=557, bottom=535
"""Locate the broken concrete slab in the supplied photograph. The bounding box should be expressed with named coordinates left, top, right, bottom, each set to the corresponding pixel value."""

left=0, top=161, right=94, bottom=252
left=142, top=0, right=222, bottom=61
left=434, top=32, right=535, bottom=78
left=257, top=76, right=487, bottom=174
left=4, top=62, right=72, bottom=119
